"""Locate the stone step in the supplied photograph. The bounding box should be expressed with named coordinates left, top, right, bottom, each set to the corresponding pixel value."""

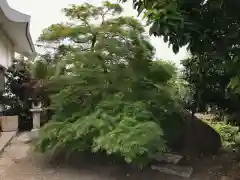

left=150, top=153, right=183, bottom=164
left=151, top=164, right=193, bottom=178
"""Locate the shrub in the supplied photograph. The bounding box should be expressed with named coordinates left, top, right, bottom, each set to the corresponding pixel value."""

left=206, top=121, right=240, bottom=147
left=36, top=94, right=167, bottom=166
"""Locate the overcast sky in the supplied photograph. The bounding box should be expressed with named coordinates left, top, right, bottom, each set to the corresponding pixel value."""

left=7, top=0, right=189, bottom=64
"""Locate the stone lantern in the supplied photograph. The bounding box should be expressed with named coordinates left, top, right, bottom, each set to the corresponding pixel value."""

left=29, top=99, right=43, bottom=138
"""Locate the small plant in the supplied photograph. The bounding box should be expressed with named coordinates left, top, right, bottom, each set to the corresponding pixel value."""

left=206, top=121, right=240, bottom=148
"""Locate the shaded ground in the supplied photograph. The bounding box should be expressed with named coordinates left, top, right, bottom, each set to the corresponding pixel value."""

left=1, top=133, right=240, bottom=180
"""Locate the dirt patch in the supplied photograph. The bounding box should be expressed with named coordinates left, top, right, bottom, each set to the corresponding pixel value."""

left=17, top=149, right=239, bottom=180
left=2, top=149, right=240, bottom=180
left=1, top=133, right=240, bottom=180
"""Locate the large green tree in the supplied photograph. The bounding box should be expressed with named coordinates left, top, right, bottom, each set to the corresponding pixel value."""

left=182, top=55, right=231, bottom=111
left=182, top=54, right=240, bottom=125
left=36, top=1, right=186, bottom=166
left=121, top=0, right=240, bottom=113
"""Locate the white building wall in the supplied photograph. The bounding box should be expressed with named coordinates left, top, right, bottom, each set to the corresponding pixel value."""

left=0, top=30, right=13, bottom=68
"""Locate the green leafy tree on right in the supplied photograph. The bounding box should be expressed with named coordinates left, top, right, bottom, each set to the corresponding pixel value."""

left=122, top=0, right=240, bottom=92
left=121, top=0, right=240, bottom=56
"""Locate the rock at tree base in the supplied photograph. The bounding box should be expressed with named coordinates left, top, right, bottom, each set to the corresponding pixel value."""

left=171, top=111, right=222, bottom=156
left=150, top=153, right=183, bottom=164
left=151, top=164, right=193, bottom=178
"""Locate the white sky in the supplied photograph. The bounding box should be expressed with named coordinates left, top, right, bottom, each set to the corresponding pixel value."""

left=7, top=0, right=189, bottom=65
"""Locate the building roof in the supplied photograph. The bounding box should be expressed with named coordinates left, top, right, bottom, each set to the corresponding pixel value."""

left=0, top=0, right=36, bottom=58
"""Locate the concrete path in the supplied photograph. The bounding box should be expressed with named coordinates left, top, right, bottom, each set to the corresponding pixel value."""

left=0, top=132, right=17, bottom=154
left=0, top=133, right=108, bottom=180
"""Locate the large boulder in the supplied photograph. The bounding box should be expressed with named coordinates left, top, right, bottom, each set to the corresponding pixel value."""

left=169, top=111, right=222, bottom=156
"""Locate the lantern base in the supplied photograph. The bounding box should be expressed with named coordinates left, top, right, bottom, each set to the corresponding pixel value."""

left=30, top=128, right=40, bottom=139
